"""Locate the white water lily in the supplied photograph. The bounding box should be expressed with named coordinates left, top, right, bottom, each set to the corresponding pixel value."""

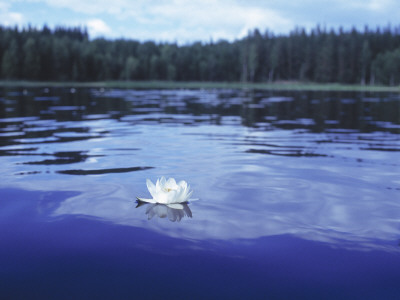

left=137, top=176, right=195, bottom=205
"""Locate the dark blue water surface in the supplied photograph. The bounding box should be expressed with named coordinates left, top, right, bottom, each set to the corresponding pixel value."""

left=0, top=87, right=399, bottom=299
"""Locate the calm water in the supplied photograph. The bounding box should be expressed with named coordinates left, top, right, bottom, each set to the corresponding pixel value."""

left=0, top=87, right=399, bottom=299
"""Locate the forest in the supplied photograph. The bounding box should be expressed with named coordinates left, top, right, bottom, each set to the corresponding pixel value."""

left=1, top=24, right=400, bottom=85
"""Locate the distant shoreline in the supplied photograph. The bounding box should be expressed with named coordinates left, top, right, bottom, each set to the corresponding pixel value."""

left=1, top=80, right=399, bottom=92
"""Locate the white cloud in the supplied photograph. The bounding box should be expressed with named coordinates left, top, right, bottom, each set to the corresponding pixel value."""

left=15, top=0, right=293, bottom=42
left=236, top=7, right=293, bottom=38
left=0, top=1, right=8, bottom=10
left=365, top=0, right=398, bottom=12
left=38, top=0, right=139, bottom=16
left=5, top=0, right=400, bottom=42
left=146, top=0, right=293, bottom=37
left=86, top=18, right=112, bottom=37
left=4, top=12, right=24, bottom=25
left=0, top=1, right=24, bottom=26
left=337, top=0, right=395, bottom=11
left=115, top=0, right=293, bottom=42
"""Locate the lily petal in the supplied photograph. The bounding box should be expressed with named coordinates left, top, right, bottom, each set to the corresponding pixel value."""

left=155, top=191, right=169, bottom=204
left=178, top=180, right=187, bottom=189
left=136, top=197, right=157, bottom=203
left=155, top=178, right=162, bottom=193
left=166, top=177, right=178, bottom=189
left=167, top=203, right=184, bottom=209
left=186, top=190, right=193, bottom=200
left=146, top=179, right=156, bottom=198
left=166, top=190, right=178, bottom=204
left=159, top=176, right=166, bottom=187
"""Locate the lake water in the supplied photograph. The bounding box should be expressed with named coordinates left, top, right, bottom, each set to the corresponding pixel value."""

left=0, top=86, right=399, bottom=299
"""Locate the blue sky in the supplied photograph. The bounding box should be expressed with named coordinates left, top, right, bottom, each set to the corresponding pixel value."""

left=1, top=0, right=399, bottom=43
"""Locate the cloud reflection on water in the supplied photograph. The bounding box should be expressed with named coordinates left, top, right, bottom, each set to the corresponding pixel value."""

left=35, top=176, right=400, bottom=253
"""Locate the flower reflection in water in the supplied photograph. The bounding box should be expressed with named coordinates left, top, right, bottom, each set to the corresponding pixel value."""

left=136, top=200, right=192, bottom=222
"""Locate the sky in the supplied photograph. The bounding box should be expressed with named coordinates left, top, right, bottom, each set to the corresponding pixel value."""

left=1, top=0, right=399, bottom=44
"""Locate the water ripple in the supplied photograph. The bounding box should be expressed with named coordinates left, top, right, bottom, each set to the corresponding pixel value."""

left=0, top=87, right=399, bottom=252
left=57, top=166, right=154, bottom=175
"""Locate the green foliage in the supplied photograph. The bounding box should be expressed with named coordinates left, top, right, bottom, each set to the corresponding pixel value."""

left=372, top=48, right=400, bottom=85
left=23, top=37, right=41, bottom=79
left=1, top=24, right=400, bottom=85
left=2, top=39, right=20, bottom=79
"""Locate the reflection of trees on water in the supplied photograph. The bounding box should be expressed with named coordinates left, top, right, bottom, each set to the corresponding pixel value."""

left=136, top=201, right=192, bottom=222
left=1, top=88, right=399, bottom=134
left=237, top=90, right=400, bottom=133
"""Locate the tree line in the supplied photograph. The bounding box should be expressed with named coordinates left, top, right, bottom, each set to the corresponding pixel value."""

left=1, top=24, right=400, bottom=85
